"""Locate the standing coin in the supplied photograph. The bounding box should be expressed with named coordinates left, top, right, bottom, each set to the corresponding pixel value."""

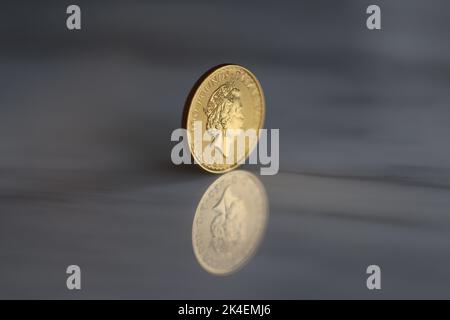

left=192, top=170, right=269, bottom=275
left=183, top=64, right=265, bottom=173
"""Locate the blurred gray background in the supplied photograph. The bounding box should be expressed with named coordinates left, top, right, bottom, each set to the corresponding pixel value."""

left=1, top=0, right=450, bottom=299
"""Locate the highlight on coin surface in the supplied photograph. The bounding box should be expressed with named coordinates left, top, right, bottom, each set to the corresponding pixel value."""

left=192, top=170, right=269, bottom=275
left=182, top=64, right=266, bottom=173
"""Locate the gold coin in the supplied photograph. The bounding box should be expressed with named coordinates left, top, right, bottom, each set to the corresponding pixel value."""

left=183, top=64, right=265, bottom=173
left=192, top=170, right=269, bottom=275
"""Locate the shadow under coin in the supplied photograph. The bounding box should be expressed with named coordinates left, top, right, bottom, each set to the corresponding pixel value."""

left=192, top=170, right=269, bottom=276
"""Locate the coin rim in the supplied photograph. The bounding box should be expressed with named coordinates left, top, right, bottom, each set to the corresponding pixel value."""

left=182, top=64, right=266, bottom=174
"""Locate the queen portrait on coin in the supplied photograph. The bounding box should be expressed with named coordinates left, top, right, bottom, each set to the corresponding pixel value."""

left=204, top=83, right=244, bottom=159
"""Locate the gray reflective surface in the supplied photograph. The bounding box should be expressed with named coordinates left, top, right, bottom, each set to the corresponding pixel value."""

left=1, top=0, right=450, bottom=299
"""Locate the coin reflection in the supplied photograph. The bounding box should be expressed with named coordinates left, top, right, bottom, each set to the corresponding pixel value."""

left=192, top=170, right=269, bottom=275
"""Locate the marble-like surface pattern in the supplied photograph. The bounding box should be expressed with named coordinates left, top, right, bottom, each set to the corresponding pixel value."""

left=1, top=0, right=450, bottom=298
